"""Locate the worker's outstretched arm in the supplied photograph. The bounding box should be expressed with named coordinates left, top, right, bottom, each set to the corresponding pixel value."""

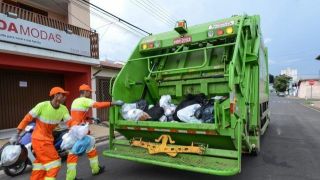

left=92, top=101, right=111, bottom=109
left=92, top=100, right=124, bottom=109
left=17, top=102, right=43, bottom=131
left=17, top=114, right=33, bottom=133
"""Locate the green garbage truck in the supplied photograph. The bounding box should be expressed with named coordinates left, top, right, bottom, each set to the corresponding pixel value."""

left=103, top=14, right=270, bottom=176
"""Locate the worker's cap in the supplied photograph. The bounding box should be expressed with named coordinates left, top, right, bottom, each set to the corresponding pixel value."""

left=79, top=84, right=93, bottom=92
left=49, top=87, right=69, bottom=96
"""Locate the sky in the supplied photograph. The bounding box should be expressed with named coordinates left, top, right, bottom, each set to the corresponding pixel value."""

left=89, top=0, right=320, bottom=77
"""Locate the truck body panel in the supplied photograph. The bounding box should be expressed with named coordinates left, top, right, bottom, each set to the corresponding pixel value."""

left=104, top=14, right=270, bottom=176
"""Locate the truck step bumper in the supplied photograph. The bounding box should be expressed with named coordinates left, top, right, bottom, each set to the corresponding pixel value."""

left=103, top=144, right=240, bottom=176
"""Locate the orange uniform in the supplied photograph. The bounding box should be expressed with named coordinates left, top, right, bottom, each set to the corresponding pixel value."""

left=67, top=97, right=110, bottom=127
left=66, top=97, right=110, bottom=179
left=18, top=101, right=71, bottom=180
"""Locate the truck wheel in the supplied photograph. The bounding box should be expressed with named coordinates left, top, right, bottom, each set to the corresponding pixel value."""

left=3, top=160, right=27, bottom=177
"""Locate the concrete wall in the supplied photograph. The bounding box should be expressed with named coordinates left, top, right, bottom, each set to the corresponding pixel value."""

left=68, top=0, right=90, bottom=30
left=22, top=0, right=68, bottom=23
left=298, top=80, right=320, bottom=99
left=91, top=67, right=120, bottom=117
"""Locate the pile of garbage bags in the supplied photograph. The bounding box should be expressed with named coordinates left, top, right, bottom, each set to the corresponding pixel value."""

left=121, top=94, right=217, bottom=123
left=60, top=123, right=95, bottom=154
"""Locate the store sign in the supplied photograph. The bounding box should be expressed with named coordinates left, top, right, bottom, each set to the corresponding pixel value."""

left=0, top=13, right=90, bottom=57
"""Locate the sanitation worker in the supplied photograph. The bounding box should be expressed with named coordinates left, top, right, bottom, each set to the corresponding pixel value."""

left=10, top=87, right=71, bottom=180
left=66, top=84, right=124, bottom=180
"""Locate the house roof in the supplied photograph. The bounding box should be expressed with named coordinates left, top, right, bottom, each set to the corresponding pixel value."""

left=99, top=60, right=124, bottom=70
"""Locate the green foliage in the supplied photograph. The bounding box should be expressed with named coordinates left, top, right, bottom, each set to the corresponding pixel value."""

left=273, top=75, right=291, bottom=92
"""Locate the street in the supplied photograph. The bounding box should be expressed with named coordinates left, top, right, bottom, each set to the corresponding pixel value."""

left=1, top=95, right=320, bottom=180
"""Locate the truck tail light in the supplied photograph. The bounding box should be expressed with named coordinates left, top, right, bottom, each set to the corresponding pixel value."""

left=217, top=29, right=224, bottom=36
left=226, top=27, right=233, bottom=34
left=148, top=42, right=154, bottom=48
left=142, top=43, right=148, bottom=50
left=141, top=41, right=161, bottom=50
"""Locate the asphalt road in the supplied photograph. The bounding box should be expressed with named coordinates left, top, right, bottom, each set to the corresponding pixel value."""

left=1, top=95, right=320, bottom=180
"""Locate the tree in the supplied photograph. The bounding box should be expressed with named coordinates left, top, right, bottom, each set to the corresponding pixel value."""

left=273, top=75, right=291, bottom=92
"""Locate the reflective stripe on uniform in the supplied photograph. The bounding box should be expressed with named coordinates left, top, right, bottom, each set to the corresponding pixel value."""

left=29, top=110, right=38, bottom=118
left=44, top=177, right=56, bottom=180
left=89, top=156, right=98, bottom=165
left=38, top=116, right=61, bottom=125
left=63, top=115, right=72, bottom=122
left=71, top=107, right=89, bottom=112
left=67, top=163, right=77, bottom=170
left=43, top=159, right=61, bottom=171
left=32, top=163, right=44, bottom=171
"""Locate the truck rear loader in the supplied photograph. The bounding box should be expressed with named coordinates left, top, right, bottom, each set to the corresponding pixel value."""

left=103, top=14, right=270, bottom=176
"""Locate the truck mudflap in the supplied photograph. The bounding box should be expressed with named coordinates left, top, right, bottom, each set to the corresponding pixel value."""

left=103, top=136, right=241, bottom=176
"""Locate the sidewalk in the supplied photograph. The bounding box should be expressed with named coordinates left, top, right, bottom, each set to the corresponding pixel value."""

left=0, top=123, right=119, bottom=147
left=311, top=101, right=320, bottom=110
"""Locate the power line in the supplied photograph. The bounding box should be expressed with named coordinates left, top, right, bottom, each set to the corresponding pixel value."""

left=70, top=0, right=146, bottom=37
left=138, top=0, right=176, bottom=24
left=143, top=0, right=178, bottom=22
left=81, top=0, right=151, bottom=35
left=130, top=0, right=174, bottom=27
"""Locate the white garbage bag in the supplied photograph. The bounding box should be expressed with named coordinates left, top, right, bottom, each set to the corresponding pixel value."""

left=61, top=123, right=89, bottom=150
left=159, top=95, right=176, bottom=116
left=177, top=104, right=202, bottom=123
left=159, top=115, right=167, bottom=122
left=164, top=104, right=176, bottom=116
left=126, top=109, right=144, bottom=121
left=60, top=132, right=77, bottom=150
left=121, top=103, right=137, bottom=119
left=159, top=95, right=171, bottom=108
left=0, top=145, right=21, bottom=167
left=69, top=123, right=89, bottom=140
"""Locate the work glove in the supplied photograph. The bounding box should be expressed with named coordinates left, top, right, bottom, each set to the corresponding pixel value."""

left=111, top=100, right=124, bottom=106
left=9, top=133, right=19, bottom=145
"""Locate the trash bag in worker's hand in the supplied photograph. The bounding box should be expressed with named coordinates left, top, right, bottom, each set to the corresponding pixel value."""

left=177, top=104, right=202, bottom=123
left=0, top=145, right=22, bottom=167
left=71, top=135, right=92, bottom=155
left=60, top=132, right=77, bottom=150
left=70, top=123, right=89, bottom=140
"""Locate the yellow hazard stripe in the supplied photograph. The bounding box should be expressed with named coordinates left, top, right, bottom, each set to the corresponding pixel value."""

left=44, top=177, right=56, bottom=180
left=32, top=163, right=44, bottom=171
left=43, top=159, right=61, bottom=171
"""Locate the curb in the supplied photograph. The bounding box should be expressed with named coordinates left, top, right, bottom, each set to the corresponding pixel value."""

left=94, top=132, right=121, bottom=144
left=300, top=103, right=320, bottom=113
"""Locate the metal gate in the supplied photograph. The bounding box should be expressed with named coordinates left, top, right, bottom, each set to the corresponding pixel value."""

left=0, top=69, right=64, bottom=129
left=96, top=77, right=112, bottom=122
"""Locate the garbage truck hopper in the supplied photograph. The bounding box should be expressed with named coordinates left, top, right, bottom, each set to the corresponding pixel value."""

left=103, top=14, right=270, bottom=176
